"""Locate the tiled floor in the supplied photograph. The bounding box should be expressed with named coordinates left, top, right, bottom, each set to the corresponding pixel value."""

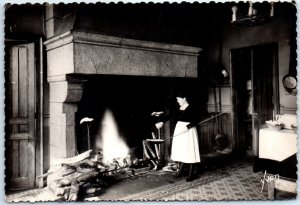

left=120, top=160, right=270, bottom=201
left=162, top=161, right=269, bottom=201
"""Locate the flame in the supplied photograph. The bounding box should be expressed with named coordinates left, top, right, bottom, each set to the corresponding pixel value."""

left=101, top=109, right=129, bottom=162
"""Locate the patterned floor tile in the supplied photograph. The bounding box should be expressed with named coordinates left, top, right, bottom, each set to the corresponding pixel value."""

left=159, top=160, right=269, bottom=201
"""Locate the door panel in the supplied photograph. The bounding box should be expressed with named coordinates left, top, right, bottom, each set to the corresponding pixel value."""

left=6, top=43, right=36, bottom=191
left=231, top=44, right=278, bottom=158
left=231, top=48, right=252, bottom=154
left=252, top=45, right=275, bottom=125
left=251, top=45, right=277, bottom=160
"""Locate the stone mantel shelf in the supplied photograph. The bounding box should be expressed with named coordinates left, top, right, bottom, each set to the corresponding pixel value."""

left=44, top=31, right=202, bottom=56
left=45, top=30, right=201, bottom=79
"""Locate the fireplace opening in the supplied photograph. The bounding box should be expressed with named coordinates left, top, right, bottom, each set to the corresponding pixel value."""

left=46, top=74, right=209, bottom=200
left=76, top=75, right=208, bottom=159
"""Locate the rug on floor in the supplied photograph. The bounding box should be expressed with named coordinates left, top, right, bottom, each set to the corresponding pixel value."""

left=154, top=161, right=269, bottom=201
left=119, top=170, right=229, bottom=201
left=6, top=161, right=272, bottom=202
left=120, top=161, right=269, bottom=201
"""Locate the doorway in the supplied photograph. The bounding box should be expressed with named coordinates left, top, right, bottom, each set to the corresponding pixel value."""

left=5, top=43, right=37, bottom=192
left=231, top=43, right=279, bottom=158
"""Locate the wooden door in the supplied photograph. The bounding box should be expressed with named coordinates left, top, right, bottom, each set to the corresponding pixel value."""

left=5, top=43, right=36, bottom=191
left=231, top=47, right=252, bottom=154
left=252, top=45, right=277, bottom=126
left=231, top=44, right=279, bottom=157
left=251, top=44, right=279, bottom=171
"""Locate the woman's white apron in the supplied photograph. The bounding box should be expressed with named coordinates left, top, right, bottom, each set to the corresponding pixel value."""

left=170, top=121, right=201, bottom=163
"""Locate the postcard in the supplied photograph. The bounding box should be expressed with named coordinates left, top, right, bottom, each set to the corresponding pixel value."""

left=3, top=0, right=298, bottom=202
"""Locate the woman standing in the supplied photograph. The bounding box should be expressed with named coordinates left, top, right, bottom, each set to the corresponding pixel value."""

left=155, top=91, right=201, bottom=182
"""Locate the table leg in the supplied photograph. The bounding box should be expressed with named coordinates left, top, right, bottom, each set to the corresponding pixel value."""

left=267, top=180, right=275, bottom=200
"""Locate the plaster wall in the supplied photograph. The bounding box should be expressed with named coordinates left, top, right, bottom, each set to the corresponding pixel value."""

left=207, top=17, right=296, bottom=115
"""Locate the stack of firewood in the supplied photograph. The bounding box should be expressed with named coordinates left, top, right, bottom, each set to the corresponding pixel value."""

left=43, top=150, right=135, bottom=201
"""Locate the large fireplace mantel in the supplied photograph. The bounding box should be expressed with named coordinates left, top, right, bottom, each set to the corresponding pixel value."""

left=45, top=31, right=201, bottom=79
left=44, top=31, right=202, bottom=165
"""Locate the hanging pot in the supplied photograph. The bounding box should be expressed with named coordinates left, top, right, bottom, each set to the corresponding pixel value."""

left=283, top=74, right=297, bottom=96
left=215, top=133, right=228, bottom=151
left=213, top=84, right=228, bottom=151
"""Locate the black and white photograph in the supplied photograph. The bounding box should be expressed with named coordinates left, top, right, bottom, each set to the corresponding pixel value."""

left=3, top=0, right=298, bottom=202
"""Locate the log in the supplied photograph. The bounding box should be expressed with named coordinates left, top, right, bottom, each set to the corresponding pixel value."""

left=58, top=179, right=71, bottom=187
left=68, top=182, right=80, bottom=201
left=47, top=167, right=80, bottom=194
left=55, top=187, right=71, bottom=197
left=85, top=187, right=102, bottom=194
left=51, top=171, right=82, bottom=186
left=61, top=172, right=83, bottom=182
left=77, top=172, right=99, bottom=183
left=76, top=166, right=96, bottom=173
left=53, top=150, right=93, bottom=166
left=63, top=191, right=70, bottom=201
left=37, top=164, right=62, bottom=179
left=62, top=159, right=95, bottom=168
left=107, top=162, right=118, bottom=171
left=81, top=182, right=92, bottom=189
left=112, top=157, right=130, bottom=168
left=97, top=165, right=108, bottom=172
left=62, top=168, right=76, bottom=177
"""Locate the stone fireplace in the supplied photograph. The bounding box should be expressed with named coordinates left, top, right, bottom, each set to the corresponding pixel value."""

left=44, top=31, right=202, bottom=166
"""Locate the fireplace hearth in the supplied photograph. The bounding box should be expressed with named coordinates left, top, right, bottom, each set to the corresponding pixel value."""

left=44, top=31, right=202, bottom=166
left=76, top=75, right=200, bottom=159
left=46, top=149, right=150, bottom=201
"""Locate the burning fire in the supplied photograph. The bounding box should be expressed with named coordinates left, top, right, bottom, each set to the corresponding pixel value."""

left=100, top=109, right=129, bottom=162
